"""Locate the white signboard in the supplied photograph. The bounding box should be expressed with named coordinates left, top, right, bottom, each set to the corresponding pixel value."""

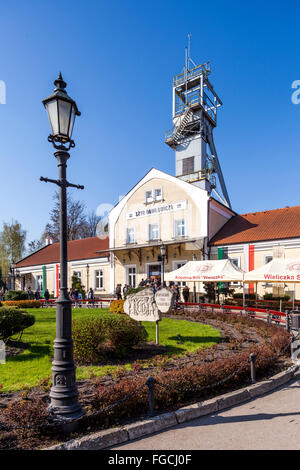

left=126, top=201, right=187, bottom=220
left=155, top=288, right=175, bottom=314
left=124, top=288, right=161, bottom=322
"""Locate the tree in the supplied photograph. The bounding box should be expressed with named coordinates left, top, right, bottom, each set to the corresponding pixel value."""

left=82, top=212, right=102, bottom=238
left=0, top=220, right=26, bottom=264
left=44, top=192, right=88, bottom=242
left=71, top=273, right=86, bottom=299
left=27, top=239, right=44, bottom=255
left=203, top=282, right=218, bottom=303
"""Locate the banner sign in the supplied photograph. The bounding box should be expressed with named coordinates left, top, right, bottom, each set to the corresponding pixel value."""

left=126, top=201, right=187, bottom=220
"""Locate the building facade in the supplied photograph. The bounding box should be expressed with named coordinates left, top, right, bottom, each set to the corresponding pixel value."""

left=108, top=168, right=234, bottom=292
left=15, top=237, right=110, bottom=297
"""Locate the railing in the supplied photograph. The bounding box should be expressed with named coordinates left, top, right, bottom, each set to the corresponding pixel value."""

left=176, top=301, right=289, bottom=328
left=173, top=62, right=211, bottom=87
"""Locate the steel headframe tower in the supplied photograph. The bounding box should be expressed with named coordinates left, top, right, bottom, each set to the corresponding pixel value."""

left=165, top=39, right=231, bottom=209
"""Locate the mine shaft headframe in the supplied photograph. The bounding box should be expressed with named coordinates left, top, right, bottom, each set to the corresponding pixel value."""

left=172, top=61, right=223, bottom=129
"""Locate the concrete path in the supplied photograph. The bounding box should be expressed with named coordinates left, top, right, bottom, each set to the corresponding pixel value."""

left=111, top=377, right=300, bottom=450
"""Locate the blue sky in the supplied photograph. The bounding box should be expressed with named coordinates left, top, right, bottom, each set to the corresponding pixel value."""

left=1, top=0, right=300, bottom=245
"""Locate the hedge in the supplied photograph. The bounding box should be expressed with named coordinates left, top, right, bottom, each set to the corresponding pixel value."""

left=72, top=314, right=148, bottom=364
left=0, top=307, right=35, bottom=342
left=4, top=290, right=29, bottom=301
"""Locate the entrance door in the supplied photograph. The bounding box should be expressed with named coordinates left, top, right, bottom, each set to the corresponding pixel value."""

left=148, top=264, right=161, bottom=281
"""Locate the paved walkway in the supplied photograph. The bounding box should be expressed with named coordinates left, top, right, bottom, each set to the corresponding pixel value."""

left=111, top=377, right=300, bottom=450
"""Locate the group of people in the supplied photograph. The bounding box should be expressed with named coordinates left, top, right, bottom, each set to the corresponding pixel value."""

left=114, top=278, right=191, bottom=303
left=1, top=285, right=96, bottom=306
left=68, top=287, right=95, bottom=306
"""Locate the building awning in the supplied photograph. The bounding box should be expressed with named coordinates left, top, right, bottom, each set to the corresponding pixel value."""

left=165, top=259, right=244, bottom=282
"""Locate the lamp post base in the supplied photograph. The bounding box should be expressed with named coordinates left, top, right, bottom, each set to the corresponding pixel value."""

left=49, top=296, right=84, bottom=421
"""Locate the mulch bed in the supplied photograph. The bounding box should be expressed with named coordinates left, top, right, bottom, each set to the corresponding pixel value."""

left=0, top=311, right=293, bottom=450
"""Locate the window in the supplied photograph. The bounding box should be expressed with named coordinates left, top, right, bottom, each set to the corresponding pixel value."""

left=262, top=256, right=274, bottom=286
left=149, top=223, right=159, bottom=240
left=36, top=275, right=43, bottom=291
left=174, top=219, right=186, bottom=237
left=229, top=258, right=240, bottom=286
left=145, top=190, right=153, bottom=203
left=230, top=258, right=240, bottom=268
left=127, top=266, right=136, bottom=287
left=182, top=156, right=194, bottom=175
left=145, top=188, right=163, bottom=203
left=126, top=227, right=135, bottom=244
left=154, top=188, right=162, bottom=201
left=95, top=270, right=104, bottom=289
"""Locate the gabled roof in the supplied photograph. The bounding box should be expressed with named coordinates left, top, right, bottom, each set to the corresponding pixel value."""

left=16, top=236, right=109, bottom=268
left=209, top=205, right=300, bottom=246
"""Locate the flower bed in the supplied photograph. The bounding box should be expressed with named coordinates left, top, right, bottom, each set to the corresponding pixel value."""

left=2, top=300, right=41, bottom=309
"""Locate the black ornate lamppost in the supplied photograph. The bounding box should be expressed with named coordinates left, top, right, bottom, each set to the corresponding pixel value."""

left=160, top=243, right=166, bottom=287
left=40, top=73, right=84, bottom=420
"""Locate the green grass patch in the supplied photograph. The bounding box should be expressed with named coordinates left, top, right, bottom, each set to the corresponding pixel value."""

left=0, top=308, right=221, bottom=393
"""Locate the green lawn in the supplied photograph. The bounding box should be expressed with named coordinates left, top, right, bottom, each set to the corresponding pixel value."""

left=0, top=308, right=221, bottom=393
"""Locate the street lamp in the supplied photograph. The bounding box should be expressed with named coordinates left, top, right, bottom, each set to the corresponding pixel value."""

left=160, top=243, right=166, bottom=286
left=41, top=73, right=84, bottom=421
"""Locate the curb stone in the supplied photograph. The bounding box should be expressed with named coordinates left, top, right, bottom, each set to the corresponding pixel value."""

left=216, top=389, right=251, bottom=411
left=126, top=412, right=177, bottom=441
left=44, top=364, right=299, bottom=450
left=175, top=398, right=218, bottom=424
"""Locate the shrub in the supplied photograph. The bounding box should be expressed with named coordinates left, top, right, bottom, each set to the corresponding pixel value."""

left=4, top=290, right=28, bottom=301
left=0, top=307, right=35, bottom=342
left=2, top=398, right=50, bottom=440
left=233, top=293, right=256, bottom=300
left=263, top=294, right=290, bottom=301
left=2, top=300, right=41, bottom=308
left=109, top=299, right=125, bottom=314
left=72, top=314, right=148, bottom=364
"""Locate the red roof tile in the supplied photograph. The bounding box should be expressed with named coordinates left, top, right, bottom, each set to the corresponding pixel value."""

left=16, top=236, right=109, bottom=268
left=209, top=206, right=300, bottom=246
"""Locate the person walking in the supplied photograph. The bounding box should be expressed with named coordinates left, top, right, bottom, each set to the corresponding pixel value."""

left=87, top=287, right=94, bottom=307
left=34, top=290, right=40, bottom=301
left=116, top=284, right=122, bottom=300
left=44, top=289, right=50, bottom=306
left=183, top=285, right=190, bottom=303
left=123, top=284, right=129, bottom=297
left=27, top=286, right=33, bottom=300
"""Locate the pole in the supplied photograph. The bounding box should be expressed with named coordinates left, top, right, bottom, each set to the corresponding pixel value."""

left=161, top=254, right=165, bottom=286
left=243, top=283, right=245, bottom=310
left=293, top=284, right=295, bottom=310
left=250, top=353, right=256, bottom=383
left=49, top=150, right=83, bottom=420
left=156, top=320, right=159, bottom=345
